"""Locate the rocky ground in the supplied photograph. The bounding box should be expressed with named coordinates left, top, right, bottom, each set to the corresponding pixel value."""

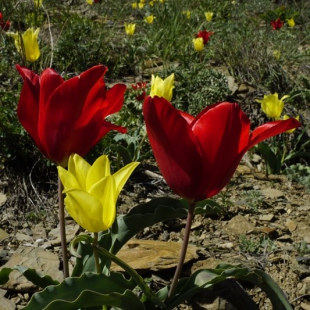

left=0, top=151, right=310, bottom=309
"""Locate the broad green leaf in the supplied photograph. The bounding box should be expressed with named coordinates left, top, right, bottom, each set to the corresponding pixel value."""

left=14, top=265, right=59, bottom=288
left=0, top=266, right=58, bottom=288
left=165, top=264, right=293, bottom=310
left=22, top=272, right=145, bottom=310
left=0, top=268, right=13, bottom=285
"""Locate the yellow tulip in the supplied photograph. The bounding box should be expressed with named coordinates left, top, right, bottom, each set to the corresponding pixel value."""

left=144, top=15, right=155, bottom=24
left=255, top=93, right=289, bottom=119
left=273, top=50, right=281, bottom=60
left=182, top=10, right=191, bottom=19
left=34, top=0, right=43, bottom=7
left=150, top=73, right=175, bottom=101
left=287, top=18, right=295, bottom=27
left=149, top=1, right=154, bottom=6
left=124, top=23, right=136, bottom=35
left=138, top=2, right=145, bottom=8
left=86, top=0, right=93, bottom=4
left=58, top=154, right=139, bottom=233
left=140, top=0, right=145, bottom=3
left=192, top=37, right=204, bottom=52
left=283, top=115, right=299, bottom=133
left=7, top=28, right=40, bottom=62
left=205, top=11, right=214, bottom=22
left=131, top=2, right=138, bottom=8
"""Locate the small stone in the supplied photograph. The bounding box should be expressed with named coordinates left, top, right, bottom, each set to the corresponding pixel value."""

left=238, top=83, right=249, bottom=93
left=222, top=215, right=255, bottom=236
left=0, top=192, right=7, bottom=207
left=286, top=219, right=297, bottom=232
left=277, top=235, right=292, bottom=242
left=0, top=229, right=9, bottom=241
left=259, top=188, right=285, bottom=199
left=303, top=236, right=310, bottom=244
left=251, top=154, right=261, bottom=163
left=0, top=297, right=15, bottom=310
left=259, top=214, right=274, bottom=221
left=15, top=233, right=33, bottom=242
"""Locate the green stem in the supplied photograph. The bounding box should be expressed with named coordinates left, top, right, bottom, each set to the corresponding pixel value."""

left=93, top=232, right=101, bottom=274
left=58, top=177, right=69, bottom=278
left=93, top=243, right=166, bottom=308
left=168, top=201, right=196, bottom=299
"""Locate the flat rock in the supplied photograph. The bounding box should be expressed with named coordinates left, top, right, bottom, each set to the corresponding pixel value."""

left=111, top=239, right=198, bottom=272
left=222, top=215, right=255, bottom=236
left=0, top=246, right=63, bottom=291
left=259, top=214, right=274, bottom=221
left=0, top=193, right=6, bottom=207
left=0, top=297, right=15, bottom=310
left=0, top=229, right=9, bottom=241
left=259, top=188, right=285, bottom=199
left=48, top=223, right=79, bottom=245
left=286, top=219, right=297, bottom=232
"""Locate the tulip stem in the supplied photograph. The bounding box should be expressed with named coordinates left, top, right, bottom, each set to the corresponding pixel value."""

left=58, top=177, right=69, bottom=278
left=93, top=232, right=101, bottom=274
left=167, top=201, right=196, bottom=299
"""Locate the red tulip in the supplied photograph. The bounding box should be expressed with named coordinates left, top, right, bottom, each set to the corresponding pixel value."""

left=0, top=12, right=10, bottom=30
left=196, top=30, right=213, bottom=45
left=143, top=97, right=301, bottom=202
left=271, top=18, right=284, bottom=30
left=16, top=65, right=126, bottom=167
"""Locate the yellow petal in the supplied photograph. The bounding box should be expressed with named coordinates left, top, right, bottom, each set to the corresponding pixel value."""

left=99, top=176, right=117, bottom=230
left=65, top=190, right=108, bottom=232
left=150, top=73, right=175, bottom=101
left=86, top=155, right=110, bottom=191
left=88, top=176, right=109, bottom=200
left=113, top=162, right=140, bottom=196
left=193, top=37, right=204, bottom=52
left=22, top=28, right=40, bottom=62
left=68, top=154, right=90, bottom=190
left=57, top=166, right=80, bottom=191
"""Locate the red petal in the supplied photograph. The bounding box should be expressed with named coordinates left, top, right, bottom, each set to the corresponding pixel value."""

left=16, top=65, right=41, bottom=147
left=39, top=68, right=64, bottom=112
left=103, top=83, right=127, bottom=117
left=248, top=118, right=301, bottom=150
left=143, top=96, right=203, bottom=200
left=192, top=102, right=251, bottom=198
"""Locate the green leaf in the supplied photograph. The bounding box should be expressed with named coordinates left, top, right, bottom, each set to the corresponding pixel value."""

left=256, top=142, right=282, bottom=174
left=165, top=264, right=293, bottom=310
left=94, top=244, right=165, bottom=308
left=22, top=272, right=145, bottom=310
left=0, top=268, right=13, bottom=285
left=14, top=266, right=59, bottom=288
left=0, top=266, right=58, bottom=288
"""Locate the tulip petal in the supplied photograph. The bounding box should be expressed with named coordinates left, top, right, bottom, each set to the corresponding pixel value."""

left=248, top=118, right=301, bottom=150
left=68, top=154, right=91, bottom=190
left=65, top=190, right=109, bottom=232
left=39, top=66, right=109, bottom=165
left=86, top=155, right=110, bottom=191
left=113, top=162, right=140, bottom=196
left=103, top=84, right=127, bottom=118
left=99, top=176, right=117, bottom=230
left=57, top=166, right=80, bottom=191
left=143, top=96, right=203, bottom=200
left=192, top=102, right=251, bottom=198
left=39, top=68, right=64, bottom=111
left=16, top=65, right=41, bottom=147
